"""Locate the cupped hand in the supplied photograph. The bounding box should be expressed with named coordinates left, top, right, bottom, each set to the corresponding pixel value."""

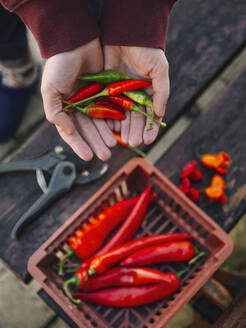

left=103, top=45, right=170, bottom=147
left=41, top=38, right=117, bottom=161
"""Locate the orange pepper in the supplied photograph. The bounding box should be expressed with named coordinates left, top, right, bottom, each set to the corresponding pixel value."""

left=201, top=152, right=230, bottom=174
left=205, top=174, right=227, bottom=204
left=113, top=132, right=146, bottom=158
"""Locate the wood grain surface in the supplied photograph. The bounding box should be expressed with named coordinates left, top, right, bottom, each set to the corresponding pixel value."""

left=213, top=287, right=246, bottom=328
left=0, top=0, right=246, bottom=283
left=165, top=0, right=246, bottom=125
left=16, top=1, right=246, bottom=325
left=157, top=67, right=246, bottom=232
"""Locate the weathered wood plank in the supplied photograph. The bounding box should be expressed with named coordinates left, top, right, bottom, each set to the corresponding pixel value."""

left=0, top=124, right=135, bottom=282
left=156, top=66, right=246, bottom=232
left=0, top=0, right=246, bottom=282
left=165, top=0, right=246, bottom=124
left=213, top=287, right=246, bottom=328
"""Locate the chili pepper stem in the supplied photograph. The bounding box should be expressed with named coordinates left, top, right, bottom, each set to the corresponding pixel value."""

left=58, top=250, right=75, bottom=276
left=176, top=251, right=205, bottom=279
left=194, top=246, right=199, bottom=255
left=63, top=89, right=108, bottom=110
left=127, top=145, right=146, bottom=158
left=194, top=147, right=203, bottom=161
left=176, top=267, right=190, bottom=279
left=83, top=274, right=89, bottom=291
left=88, top=266, right=97, bottom=276
left=188, top=251, right=205, bottom=266
left=63, top=276, right=81, bottom=304
left=132, top=104, right=166, bottom=128
left=62, top=100, right=90, bottom=115
left=65, top=264, right=81, bottom=274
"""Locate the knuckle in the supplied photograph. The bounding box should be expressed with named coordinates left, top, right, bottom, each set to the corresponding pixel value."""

left=45, top=111, right=55, bottom=124
left=161, top=57, right=169, bottom=73
left=40, top=82, right=49, bottom=96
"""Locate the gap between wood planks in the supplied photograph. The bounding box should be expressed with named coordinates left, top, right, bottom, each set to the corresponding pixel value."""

left=147, top=46, right=246, bottom=165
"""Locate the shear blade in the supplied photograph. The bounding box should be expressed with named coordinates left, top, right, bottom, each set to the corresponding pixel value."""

left=75, top=163, right=109, bottom=184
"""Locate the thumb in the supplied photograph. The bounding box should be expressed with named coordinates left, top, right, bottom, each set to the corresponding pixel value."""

left=151, top=69, right=170, bottom=118
left=41, top=85, right=75, bottom=135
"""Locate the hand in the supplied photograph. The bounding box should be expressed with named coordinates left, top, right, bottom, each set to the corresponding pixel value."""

left=103, top=46, right=170, bottom=147
left=41, top=38, right=117, bottom=161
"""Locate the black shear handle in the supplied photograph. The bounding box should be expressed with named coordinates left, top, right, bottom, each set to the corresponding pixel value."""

left=11, top=162, right=76, bottom=240
left=0, top=152, right=65, bottom=174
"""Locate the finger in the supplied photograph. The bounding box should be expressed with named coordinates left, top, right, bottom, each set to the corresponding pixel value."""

left=41, top=86, right=75, bottom=135
left=151, top=68, right=170, bottom=118
left=93, top=118, right=117, bottom=148
left=74, top=112, right=111, bottom=161
left=114, top=119, right=121, bottom=132
left=107, top=119, right=114, bottom=130
left=56, top=126, right=93, bottom=161
left=143, top=106, right=160, bottom=145
left=128, top=109, right=145, bottom=147
left=121, top=110, right=131, bottom=144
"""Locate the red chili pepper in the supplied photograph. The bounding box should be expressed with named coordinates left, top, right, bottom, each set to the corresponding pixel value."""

left=58, top=197, right=141, bottom=275
left=189, top=169, right=203, bottom=182
left=66, top=103, right=126, bottom=120
left=187, top=188, right=200, bottom=203
left=180, top=161, right=197, bottom=179
left=106, top=95, right=166, bottom=128
left=220, top=194, right=227, bottom=205
left=180, top=161, right=203, bottom=182
left=107, top=95, right=133, bottom=111
left=178, top=177, right=191, bottom=194
left=95, top=99, right=124, bottom=112
left=113, top=132, right=146, bottom=158
left=62, top=83, right=102, bottom=108
left=205, top=174, right=227, bottom=204
left=120, top=241, right=195, bottom=267
left=64, top=267, right=176, bottom=303
left=201, top=152, right=230, bottom=174
left=65, top=251, right=204, bottom=304
left=64, top=80, right=152, bottom=110
left=63, top=268, right=88, bottom=304
left=96, top=186, right=152, bottom=256
left=78, top=70, right=131, bottom=84
left=73, top=276, right=180, bottom=307
left=106, top=80, right=151, bottom=95
left=77, top=193, right=157, bottom=272
left=85, top=267, right=179, bottom=291
left=88, top=233, right=192, bottom=276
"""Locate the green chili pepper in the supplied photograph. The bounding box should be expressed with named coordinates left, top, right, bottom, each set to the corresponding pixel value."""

left=78, top=70, right=132, bottom=84
left=124, top=90, right=153, bottom=107
left=124, top=90, right=155, bottom=130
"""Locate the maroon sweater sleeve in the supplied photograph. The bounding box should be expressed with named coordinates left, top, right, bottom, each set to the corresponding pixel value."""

left=0, top=0, right=100, bottom=58
left=100, top=0, right=176, bottom=51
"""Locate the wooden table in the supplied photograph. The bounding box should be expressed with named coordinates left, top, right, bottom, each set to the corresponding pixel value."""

left=0, top=0, right=246, bottom=326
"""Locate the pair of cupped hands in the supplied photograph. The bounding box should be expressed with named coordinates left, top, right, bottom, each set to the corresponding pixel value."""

left=41, top=38, right=170, bottom=161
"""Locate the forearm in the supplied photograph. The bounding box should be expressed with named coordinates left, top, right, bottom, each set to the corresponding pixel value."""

left=0, top=0, right=100, bottom=58
left=100, top=0, right=176, bottom=51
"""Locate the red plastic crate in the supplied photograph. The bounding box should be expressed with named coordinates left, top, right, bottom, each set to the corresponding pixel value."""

left=28, top=158, right=233, bottom=328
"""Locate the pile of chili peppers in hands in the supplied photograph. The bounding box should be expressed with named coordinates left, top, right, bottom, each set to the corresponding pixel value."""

left=178, top=152, right=230, bottom=204
left=62, top=70, right=167, bottom=131
left=57, top=185, right=204, bottom=307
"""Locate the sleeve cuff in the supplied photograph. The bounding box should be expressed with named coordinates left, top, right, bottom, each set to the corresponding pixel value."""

left=100, top=0, right=176, bottom=51
left=15, top=0, right=100, bottom=58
